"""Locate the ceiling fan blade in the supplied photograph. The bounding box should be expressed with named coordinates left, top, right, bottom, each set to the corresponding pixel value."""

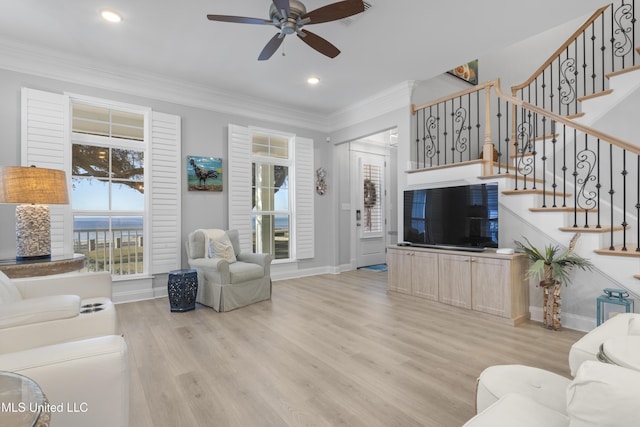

left=258, top=33, right=285, bottom=61
left=271, top=0, right=290, bottom=18
left=297, top=29, right=340, bottom=58
left=207, top=15, right=273, bottom=25
left=301, top=0, right=365, bottom=25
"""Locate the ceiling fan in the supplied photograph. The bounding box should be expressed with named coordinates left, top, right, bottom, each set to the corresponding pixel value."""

left=206, top=0, right=366, bottom=61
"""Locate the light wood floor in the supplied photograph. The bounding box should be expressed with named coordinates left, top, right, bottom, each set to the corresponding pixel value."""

left=116, top=270, right=584, bottom=427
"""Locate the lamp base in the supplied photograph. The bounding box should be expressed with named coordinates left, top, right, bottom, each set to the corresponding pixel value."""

left=15, top=204, right=51, bottom=260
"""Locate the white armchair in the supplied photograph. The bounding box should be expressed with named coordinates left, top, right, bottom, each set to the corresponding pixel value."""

left=186, top=229, right=272, bottom=312
left=0, top=270, right=118, bottom=353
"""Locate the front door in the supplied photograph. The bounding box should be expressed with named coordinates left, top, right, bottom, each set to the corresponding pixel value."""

left=354, top=151, right=387, bottom=267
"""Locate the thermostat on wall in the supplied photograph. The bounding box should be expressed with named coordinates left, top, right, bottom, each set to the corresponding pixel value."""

left=496, top=248, right=515, bottom=255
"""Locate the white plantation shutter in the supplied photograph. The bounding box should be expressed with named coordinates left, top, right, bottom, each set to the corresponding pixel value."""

left=150, top=112, right=181, bottom=274
left=294, top=137, right=314, bottom=259
left=20, top=88, right=71, bottom=255
left=228, top=124, right=253, bottom=252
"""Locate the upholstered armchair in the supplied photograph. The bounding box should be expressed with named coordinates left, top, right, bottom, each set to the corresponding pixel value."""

left=0, top=270, right=118, bottom=353
left=186, top=229, right=273, bottom=312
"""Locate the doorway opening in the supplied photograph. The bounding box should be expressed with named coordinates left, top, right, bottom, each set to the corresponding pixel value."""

left=350, top=128, right=398, bottom=269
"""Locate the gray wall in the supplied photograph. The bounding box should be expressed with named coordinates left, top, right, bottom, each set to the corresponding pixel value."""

left=0, top=68, right=333, bottom=280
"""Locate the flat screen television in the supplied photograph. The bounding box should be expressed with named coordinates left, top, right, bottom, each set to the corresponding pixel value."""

left=403, top=183, right=499, bottom=251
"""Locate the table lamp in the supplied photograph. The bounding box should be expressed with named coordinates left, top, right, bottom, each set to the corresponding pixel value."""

left=0, top=165, right=69, bottom=260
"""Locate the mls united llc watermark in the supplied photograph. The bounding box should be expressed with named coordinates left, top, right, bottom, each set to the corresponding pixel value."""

left=2, top=401, right=89, bottom=414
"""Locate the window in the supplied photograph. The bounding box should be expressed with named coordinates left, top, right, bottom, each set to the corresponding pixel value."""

left=71, top=102, right=147, bottom=276
left=252, top=133, right=291, bottom=260
left=362, top=163, right=382, bottom=235
left=22, top=88, right=182, bottom=282
left=228, top=124, right=314, bottom=261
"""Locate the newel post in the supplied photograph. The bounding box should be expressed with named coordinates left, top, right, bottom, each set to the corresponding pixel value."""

left=482, top=84, right=495, bottom=177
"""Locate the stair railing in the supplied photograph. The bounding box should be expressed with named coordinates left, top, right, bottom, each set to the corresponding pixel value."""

left=411, top=79, right=640, bottom=253
left=512, top=1, right=637, bottom=117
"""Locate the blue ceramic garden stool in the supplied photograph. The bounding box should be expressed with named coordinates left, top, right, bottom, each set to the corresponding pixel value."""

left=168, top=269, right=198, bottom=312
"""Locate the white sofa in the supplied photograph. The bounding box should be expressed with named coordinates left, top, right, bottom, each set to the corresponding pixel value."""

left=0, top=270, right=118, bottom=353
left=465, top=361, right=640, bottom=426
left=0, top=335, right=129, bottom=427
left=0, top=270, right=129, bottom=426
left=568, top=312, right=640, bottom=375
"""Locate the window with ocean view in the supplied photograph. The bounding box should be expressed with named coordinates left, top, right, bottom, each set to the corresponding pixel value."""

left=71, top=102, right=146, bottom=276
left=252, top=133, right=291, bottom=260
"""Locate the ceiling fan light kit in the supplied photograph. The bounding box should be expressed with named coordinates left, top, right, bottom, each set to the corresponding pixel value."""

left=207, top=0, right=366, bottom=60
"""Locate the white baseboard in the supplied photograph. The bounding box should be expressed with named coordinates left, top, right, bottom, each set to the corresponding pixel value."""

left=529, top=306, right=595, bottom=332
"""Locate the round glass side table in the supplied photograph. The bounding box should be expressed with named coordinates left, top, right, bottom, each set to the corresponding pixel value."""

left=0, top=371, right=50, bottom=426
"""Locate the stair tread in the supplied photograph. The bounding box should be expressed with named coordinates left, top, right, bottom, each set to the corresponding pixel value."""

left=606, top=64, right=640, bottom=79
left=578, top=89, right=614, bottom=103
left=559, top=225, right=628, bottom=233
left=566, top=112, right=585, bottom=119
left=480, top=173, right=545, bottom=184
left=595, top=245, right=640, bottom=257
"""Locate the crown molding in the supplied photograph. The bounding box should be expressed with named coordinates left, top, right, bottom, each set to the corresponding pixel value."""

left=0, top=37, right=330, bottom=132
left=327, top=80, right=416, bottom=132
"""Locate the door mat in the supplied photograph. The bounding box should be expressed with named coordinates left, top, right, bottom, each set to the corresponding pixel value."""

left=359, top=264, right=388, bottom=272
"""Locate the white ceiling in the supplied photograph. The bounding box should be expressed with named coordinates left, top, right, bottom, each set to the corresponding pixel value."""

left=0, top=0, right=608, bottom=117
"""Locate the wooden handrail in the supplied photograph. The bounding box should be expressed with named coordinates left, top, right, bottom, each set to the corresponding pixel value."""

left=511, top=5, right=610, bottom=94
left=411, top=81, right=497, bottom=114
left=493, top=82, right=640, bottom=155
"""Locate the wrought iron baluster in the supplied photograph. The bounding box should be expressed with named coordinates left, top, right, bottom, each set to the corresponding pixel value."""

left=496, top=98, right=502, bottom=174
left=591, top=22, right=597, bottom=95
left=425, top=107, right=438, bottom=168
left=436, top=104, right=441, bottom=166
left=613, top=0, right=634, bottom=70
left=622, top=149, right=628, bottom=251
left=574, top=40, right=579, bottom=115
left=601, top=11, right=606, bottom=92
left=551, top=121, right=558, bottom=207
left=609, top=144, right=615, bottom=250
left=416, top=109, right=424, bottom=169
left=576, top=134, right=597, bottom=228
left=561, top=124, right=568, bottom=207
left=583, top=32, right=588, bottom=101
left=550, top=61, right=555, bottom=114
left=505, top=99, right=510, bottom=175
left=573, top=129, right=579, bottom=228
left=637, top=154, right=639, bottom=251
left=443, top=102, right=448, bottom=165
left=596, top=138, right=602, bottom=228
left=469, top=93, right=474, bottom=162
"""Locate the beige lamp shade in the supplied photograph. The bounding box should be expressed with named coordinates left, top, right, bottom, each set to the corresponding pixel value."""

left=0, top=166, right=69, bottom=260
left=0, top=166, right=69, bottom=204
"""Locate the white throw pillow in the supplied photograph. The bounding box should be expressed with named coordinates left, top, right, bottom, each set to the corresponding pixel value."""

left=566, top=360, right=640, bottom=427
left=208, top=233, right=237, bottom=264
left=0, top=271, right=22, bottom=304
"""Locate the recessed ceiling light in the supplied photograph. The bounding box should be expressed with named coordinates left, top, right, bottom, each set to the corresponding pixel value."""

left=101, top=9, right=123, bottom=23
left=307, top=77, right=320, bottom=85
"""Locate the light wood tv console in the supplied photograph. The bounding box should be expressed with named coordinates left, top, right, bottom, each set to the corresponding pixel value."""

left=387, top=246, right=530, bottom=326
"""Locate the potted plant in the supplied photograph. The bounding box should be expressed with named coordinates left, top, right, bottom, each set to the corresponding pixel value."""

left=514, top=233, right=594, bottom=329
